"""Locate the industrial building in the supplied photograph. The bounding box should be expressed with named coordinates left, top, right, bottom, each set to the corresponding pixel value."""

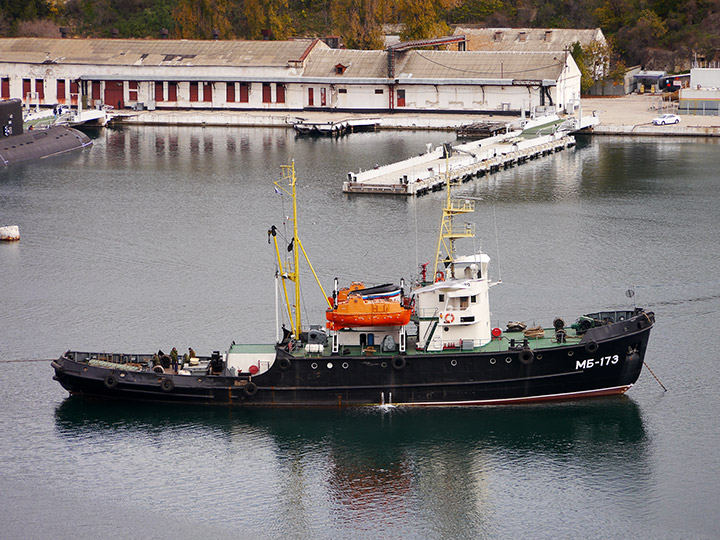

left=0, top=36, right=581, bottom=116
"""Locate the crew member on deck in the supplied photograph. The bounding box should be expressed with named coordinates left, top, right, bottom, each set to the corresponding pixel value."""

left=170, top=347, right=178, bottom=373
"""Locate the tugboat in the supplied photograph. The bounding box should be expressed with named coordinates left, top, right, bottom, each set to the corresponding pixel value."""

left=52, top=162, right=655, bottom=406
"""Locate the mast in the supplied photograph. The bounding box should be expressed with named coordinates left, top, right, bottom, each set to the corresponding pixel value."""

left=270, top=161, right=331, bottom=340
left=432, top=145, right=475, bottom=281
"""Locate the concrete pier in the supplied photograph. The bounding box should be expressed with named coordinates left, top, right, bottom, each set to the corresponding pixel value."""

left=343, top=130, right=576, bottom=196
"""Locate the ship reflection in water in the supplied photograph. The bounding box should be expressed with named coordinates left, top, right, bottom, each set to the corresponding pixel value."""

left=54, top=397, right=648, bottom=538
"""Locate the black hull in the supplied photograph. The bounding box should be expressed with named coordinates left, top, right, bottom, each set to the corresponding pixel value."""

left=52, top=313, right=653, bottom=407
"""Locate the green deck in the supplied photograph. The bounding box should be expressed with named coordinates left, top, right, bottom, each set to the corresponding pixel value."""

left=241, top=326, right=582, bottom=358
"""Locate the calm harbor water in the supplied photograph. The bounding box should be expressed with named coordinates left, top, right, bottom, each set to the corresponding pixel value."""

left=1, top=126, right=719, bottom=539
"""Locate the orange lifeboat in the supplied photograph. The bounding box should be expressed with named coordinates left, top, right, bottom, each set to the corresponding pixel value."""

left=326, top=282, right=412, bottom=330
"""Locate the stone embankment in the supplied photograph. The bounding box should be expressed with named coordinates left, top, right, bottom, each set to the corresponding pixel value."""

left=113, top=94, right=720, bottom=136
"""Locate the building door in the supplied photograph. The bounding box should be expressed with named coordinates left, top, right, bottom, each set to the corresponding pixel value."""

left=92, top=81, right=101, bottom=103
left=397, top=89, right=405, bottom=107
left=189, top=82, right=199, bottom=102
left=35, top=80, right=44, bottom=102
left=308, top=88, right=314, bottom=106
left=104, top=80, right=123, bottom=108
left=320, top=87, right=326, bottom=106
left=57, top=80, right=66, bottom=103
left=1, top=78, right=9, bottom=99
left=70, top=81, right=79, bottom=105
left=203, top=83, right=212, bottom=102
left=239, top=83, right=249, bottom=103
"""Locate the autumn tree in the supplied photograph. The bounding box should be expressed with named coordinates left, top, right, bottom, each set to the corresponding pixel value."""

left=398, top=0, right=459, bottom=41
left=172, top=0, right=233, bottom=39
left=239, top=0, right=293, bottom=40
left=329, top=0, right=385, bottom=49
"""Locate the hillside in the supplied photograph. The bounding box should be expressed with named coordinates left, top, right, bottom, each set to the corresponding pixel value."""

left=1, top=0, right=719, bottom=72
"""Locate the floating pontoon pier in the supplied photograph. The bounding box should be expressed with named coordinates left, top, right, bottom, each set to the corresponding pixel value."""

left=343, top=114, right=598, bottom=196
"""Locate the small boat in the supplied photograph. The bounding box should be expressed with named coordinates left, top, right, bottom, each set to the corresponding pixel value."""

left=0, top=225, right=20, bottom=241
left=52, top=161, right=655, bottom=406
left=326, top=282, right=412, bottom=330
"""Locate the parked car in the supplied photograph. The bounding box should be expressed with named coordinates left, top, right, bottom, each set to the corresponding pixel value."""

left=653, top=113, right=680, bottom=125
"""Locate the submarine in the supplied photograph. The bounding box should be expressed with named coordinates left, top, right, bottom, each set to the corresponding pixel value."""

left=1, top=98, right=92, bottom=166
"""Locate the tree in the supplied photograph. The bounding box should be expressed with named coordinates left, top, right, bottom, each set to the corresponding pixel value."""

left=330, top=0, right=385, bottom=49
left=398, top=0, right=459, bottom=41
left=172, top=0, right=233, bottom=39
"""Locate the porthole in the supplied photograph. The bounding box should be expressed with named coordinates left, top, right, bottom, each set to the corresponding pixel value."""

left=450, top=359, right=457, bottom=367
left=381, top=362, right=387, bottom=368
left=327, top=362, right=334, bottom=369
left=311, top=362, right=318, bottom=370
left=568, top=351, right=574, bottom=357
left=505, top=357, right=512, bottom=363
left=342, top=362, right=349, bottom=369
left=120, top=372, right=126, bottom=378
left=536, top=354, right=543, bottom=360
left=490, top=358, right=496, bottom=365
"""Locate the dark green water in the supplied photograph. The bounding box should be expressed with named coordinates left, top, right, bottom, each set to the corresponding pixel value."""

left=1, top=127, right=719, bottom=539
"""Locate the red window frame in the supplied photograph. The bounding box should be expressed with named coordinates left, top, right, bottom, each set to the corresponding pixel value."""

left=35, top=79, right=45, bottom=101
left=155, top=82, right=164, bottom=102
left=56, top=80, right=66, bottom=103
left=262, top=83, right=271, bottom=103
left=168, top=82, right=177, bottom=101
left=128, top=81, right=138, bottom=102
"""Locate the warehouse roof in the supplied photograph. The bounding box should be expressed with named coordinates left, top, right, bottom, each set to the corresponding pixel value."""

left=396, top=50, right=567, bottom=81
left=0, top=37, right=326, bottom=67
left=454, top=27, right=605, bottom=52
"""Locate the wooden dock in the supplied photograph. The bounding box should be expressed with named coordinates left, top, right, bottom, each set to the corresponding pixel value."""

left=343, top=130, right=576, bottom=196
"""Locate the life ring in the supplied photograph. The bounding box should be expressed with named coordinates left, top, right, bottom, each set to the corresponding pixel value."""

left=519, top=349, right=534, bottom=365
left=278, top=357, right=291, bottom=371
left=244, top=381, right=258, bottom=397
left=435, top=271, right=444, bottom=282
left=444, top=313, right=455, bottom=324
left=152, top=365, right=165, bottom=374
left=160, top=378, right=174, bottom=392
left=585, top=341, right=599, bottom=354
left=392, top=356, right=407, bottom=371
left=103, top=374, right=118, bottom=389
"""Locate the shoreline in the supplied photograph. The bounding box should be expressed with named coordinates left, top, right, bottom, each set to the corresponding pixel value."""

left=111, top=94, right=720, bottom=137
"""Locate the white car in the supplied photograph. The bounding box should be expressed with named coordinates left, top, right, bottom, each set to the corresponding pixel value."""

left=653, top=113, right=680, bottom=125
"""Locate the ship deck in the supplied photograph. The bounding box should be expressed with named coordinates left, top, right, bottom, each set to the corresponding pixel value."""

left=260, top=326, right=584, bottom=359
